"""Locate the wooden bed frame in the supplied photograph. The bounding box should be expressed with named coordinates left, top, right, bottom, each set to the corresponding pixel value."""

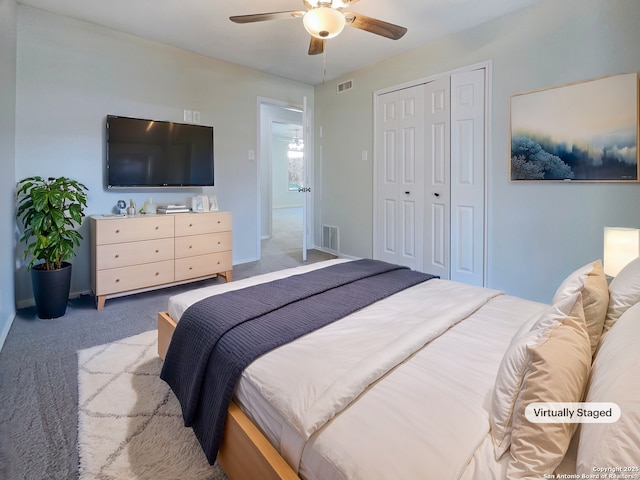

left=157, top=311, right=299, bottom=480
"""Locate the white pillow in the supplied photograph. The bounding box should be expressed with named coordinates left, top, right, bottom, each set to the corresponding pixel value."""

left=507, top=295, right=591, bottom=478
left=552, top=260, right=608, bottom=356
left=604, top=256, right=640, bottom=332
left=490, top=292, right=585, bottom=458
left=577, top=302, right=640, bottom=473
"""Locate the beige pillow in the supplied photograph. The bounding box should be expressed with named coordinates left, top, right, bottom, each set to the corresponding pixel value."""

left=507, top=294, right=591, bottom=478
left=490, top=292, right=584, bottom=459
left=552, top=260, right=609, bottom=356
left=604, top=256, right=640, bottom=332
left=577, top=302, right=640, bottom=474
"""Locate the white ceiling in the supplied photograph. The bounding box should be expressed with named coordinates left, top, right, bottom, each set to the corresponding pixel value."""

left=17, top=0, right=541, bottom=85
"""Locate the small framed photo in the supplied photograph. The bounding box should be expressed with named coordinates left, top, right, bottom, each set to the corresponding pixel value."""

left=191, top=195, right=209, bottom=212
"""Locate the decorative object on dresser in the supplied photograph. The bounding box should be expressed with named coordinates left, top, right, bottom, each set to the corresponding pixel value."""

left=16, top=176, right=89, bottom=319
left=90, top=211, right=232, bottom=310
left=156, top=204, right=191, bottom=214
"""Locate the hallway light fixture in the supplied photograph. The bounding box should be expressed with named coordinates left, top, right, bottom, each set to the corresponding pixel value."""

left=288, top=130, right=304, bottom=159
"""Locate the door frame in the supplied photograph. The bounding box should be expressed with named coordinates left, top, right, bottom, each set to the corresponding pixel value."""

left=257, top=97, right=314, bottom=260
left=372, top=60, right=492, bottom=285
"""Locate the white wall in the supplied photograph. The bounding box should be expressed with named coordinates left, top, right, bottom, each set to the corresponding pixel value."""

left=313, top=0, right=640, bottom=303
left=14, top=6, right=314, bottom=306
left=0, top=0, right=17, bottom=349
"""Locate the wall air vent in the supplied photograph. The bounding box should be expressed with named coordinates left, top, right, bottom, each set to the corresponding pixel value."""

left=337, top=79, right=354, bottom=94
left=322, top=224, right=339, bottom=253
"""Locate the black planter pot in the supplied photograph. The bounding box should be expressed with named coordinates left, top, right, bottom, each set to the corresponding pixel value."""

left=31, top=262, right=72, bottom=319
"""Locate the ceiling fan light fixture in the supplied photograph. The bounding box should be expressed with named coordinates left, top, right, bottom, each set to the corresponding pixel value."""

left=303, top=7, right=346, bottom=39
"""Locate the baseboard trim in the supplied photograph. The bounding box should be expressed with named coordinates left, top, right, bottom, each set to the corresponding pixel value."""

left=0, top=312, right=14, bottom=353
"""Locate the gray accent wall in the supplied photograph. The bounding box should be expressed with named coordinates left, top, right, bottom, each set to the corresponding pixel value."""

left=0, top=0, right=17, bottom=350
left=313, top=0, right=640, bottom=303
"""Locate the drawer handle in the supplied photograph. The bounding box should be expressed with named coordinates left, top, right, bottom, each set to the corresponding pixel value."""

left=115, top=254, right=119, bottom=258
left=155, top=249, right=159, bottom=253
left=115, top=278, right=120, bottom=283
left=217, top=261, right=221, bottom=265
left=189, top=223, right=193, bottom=227
left=217, top=220, right=221, bottom=224
left=155, top=272, right=160, bottom=276
left=189, top=245, right=193, bottom=249
left=115, top=229, right=120, bottom=234
left=155, top=226, right=159, bottom=230
left=189, top=266, right=193, bottom=270
left=217, top=241, right=221, bottom=245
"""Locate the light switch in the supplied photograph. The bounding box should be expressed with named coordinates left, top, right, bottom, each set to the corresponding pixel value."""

left=183, top=109, right=193, bottom=122
left=248, top=149, right=255, bottom=161
left=192, top=111, right=201, bottom=124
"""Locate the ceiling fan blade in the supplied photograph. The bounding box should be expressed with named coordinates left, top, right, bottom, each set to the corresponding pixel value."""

left=344, top=12, right=407, bottom=40
left=308, top=37, right=325, bottom=55
left=230, top=11, right=305, bottom=24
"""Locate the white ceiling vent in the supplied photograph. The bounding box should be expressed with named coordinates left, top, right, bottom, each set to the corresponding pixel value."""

left=337, top=79, right=354, bottom=94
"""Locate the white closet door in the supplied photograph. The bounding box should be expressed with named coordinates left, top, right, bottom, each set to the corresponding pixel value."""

left=450, top=68, right=485, bottom=285
left=374, top=85, right=425, bottom=271
left=423, top=77, right=451, bottom=279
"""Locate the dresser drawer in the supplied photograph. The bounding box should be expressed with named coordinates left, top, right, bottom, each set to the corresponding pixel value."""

left=94, top=216, right=174, bottom=245
left=175, top=252, right=232, bottom=282
left=95, top=260, right=175, bottom=295
left=95, top=238, right=175, bottom=270
left=174, top=212, right=232, bottom=236
left=174, top=232, right=232, bottom=258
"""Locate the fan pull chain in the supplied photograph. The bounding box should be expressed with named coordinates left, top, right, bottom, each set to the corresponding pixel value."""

left=322, top=45, right=327, bottom=84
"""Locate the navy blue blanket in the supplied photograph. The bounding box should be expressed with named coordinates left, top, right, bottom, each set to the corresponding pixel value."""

left=160, top=259, right=436, bottom=464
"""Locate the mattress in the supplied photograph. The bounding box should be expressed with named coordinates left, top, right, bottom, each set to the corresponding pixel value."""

left=166, top=259, right=549, bottom=479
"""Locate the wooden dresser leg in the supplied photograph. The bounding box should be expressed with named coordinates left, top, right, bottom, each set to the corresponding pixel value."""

left=224, top=270, right=232, bottom=282
left=96, top=295, right=106, bottom=310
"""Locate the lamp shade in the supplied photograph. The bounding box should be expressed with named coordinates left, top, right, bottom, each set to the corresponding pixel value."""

left=303, top=7, right=346, bottom=39
left=603, top=227, right=640, bottom=277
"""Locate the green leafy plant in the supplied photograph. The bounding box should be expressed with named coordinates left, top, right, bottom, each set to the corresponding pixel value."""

left=16, top=176, right=88, bottom=271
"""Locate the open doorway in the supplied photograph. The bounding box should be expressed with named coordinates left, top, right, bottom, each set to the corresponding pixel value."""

left=258, top=101, right=306, bottom=262
left=268, top=121, right=304, bottom=259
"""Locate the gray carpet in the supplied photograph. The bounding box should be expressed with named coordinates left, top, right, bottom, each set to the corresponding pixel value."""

left=0, top=229, right=335, bottom=480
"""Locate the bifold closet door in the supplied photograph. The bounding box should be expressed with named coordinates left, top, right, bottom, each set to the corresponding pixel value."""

left=449, top=68, right=485, bottom=286
left=374, top=67, right=486, bottom=285
left=374, top=84, right=426, bottom=271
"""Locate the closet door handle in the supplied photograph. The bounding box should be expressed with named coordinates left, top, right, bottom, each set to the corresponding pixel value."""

left=434, top=193, right=440, bottom=197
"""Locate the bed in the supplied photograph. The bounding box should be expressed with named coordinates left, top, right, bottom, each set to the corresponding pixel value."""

left=157, top=257, right=640, bottom=480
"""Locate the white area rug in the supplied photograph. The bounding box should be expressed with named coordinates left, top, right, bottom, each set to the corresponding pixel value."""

left=77, top=330, right=228, bottom=480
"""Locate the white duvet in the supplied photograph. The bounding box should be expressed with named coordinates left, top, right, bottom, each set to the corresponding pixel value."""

left=167, top=260, right=549, bottom=479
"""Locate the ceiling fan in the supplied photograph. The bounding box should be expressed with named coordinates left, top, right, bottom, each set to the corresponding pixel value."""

left=230, top=0, right=408, bottom=56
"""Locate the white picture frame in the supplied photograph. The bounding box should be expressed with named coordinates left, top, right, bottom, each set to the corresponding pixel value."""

left=208, top=195, right=219, bottom=211
left=191, top=195, right=210, bottom=213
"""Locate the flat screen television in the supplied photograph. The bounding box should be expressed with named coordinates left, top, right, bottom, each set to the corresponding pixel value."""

left=106, top=115, right=214, bottom=188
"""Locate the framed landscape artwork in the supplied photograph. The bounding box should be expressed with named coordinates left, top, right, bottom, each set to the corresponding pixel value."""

left=510, top=73, right=639, bottom=181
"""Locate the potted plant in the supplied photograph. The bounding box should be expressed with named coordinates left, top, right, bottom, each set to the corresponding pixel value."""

left=16, top=176, right=88, bottom=319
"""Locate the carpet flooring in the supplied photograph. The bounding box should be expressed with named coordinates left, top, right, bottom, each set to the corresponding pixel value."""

left=0, top=212, right=335, bottom=480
